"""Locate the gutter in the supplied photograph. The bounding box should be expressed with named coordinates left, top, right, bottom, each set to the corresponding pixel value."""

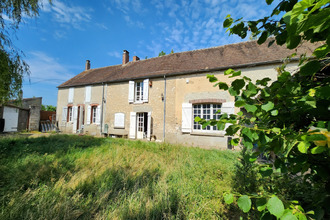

left=100, top=82, right=105, bottom=135
left=163, top=75, right=166, bottom=141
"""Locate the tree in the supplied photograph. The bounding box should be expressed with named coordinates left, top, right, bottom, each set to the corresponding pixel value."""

left=41, top=104, right=56, bottom=111
left=158, top=50, right=166, bottom=57
left=0, top=0, right=50, bottom=105
left=201, top=0, right=329, bottom=219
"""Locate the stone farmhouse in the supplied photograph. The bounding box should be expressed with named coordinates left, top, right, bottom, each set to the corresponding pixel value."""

left=57, top=40, right=315, bottom=149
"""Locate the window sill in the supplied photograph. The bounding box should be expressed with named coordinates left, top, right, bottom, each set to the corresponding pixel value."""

left=190, top=131, right=226, bottom=137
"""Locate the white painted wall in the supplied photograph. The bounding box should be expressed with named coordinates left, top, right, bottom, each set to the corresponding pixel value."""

left=3, top=106, right=19, bottom=132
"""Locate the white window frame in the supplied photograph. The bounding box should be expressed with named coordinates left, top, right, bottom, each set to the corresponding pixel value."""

left=135, top=81, right=144, bottom=102
left=68, top=106, right=73, bottom=122
left=193, top=103, right=222, bottom=132
left=128, top=79, right=149, bottom=103
left=91, top=106, right=97, bottom=124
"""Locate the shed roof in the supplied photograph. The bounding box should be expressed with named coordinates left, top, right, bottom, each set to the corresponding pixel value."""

left=58, top=39, right=318, bottom=88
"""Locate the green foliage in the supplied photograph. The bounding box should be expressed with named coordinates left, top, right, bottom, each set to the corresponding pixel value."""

left=0, top=0, right=50, bottom=104
left=0, top=135, right=239, bottom=219
left=158, top=50, right=166, bottom=57
left=41, top=104, right=56, bottom=111
left=208, top=0, right=330, bottom=219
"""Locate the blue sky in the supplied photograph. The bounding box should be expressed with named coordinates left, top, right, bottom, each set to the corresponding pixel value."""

left=10, top=0, right=278, bottom=106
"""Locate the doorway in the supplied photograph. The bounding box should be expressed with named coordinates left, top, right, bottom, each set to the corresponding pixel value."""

left=136, top=112, right=148, bottom=139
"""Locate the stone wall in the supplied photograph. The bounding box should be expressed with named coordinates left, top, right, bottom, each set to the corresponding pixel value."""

left=21, top=97, right=42, bottom=131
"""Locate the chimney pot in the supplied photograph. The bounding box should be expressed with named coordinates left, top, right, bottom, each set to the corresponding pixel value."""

left=123, top=50, right=129, bottom=65
left=133, top=56, right=140, bottom=62
left=85, top=60, right=91, bottom=70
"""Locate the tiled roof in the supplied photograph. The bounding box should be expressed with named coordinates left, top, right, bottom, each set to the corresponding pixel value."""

left=58, top=39, right=318, bottom=88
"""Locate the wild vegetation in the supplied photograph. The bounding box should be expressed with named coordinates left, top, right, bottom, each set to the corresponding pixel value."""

left=0, top=135, right=239, bottom=219
left=200, top=0, right=329, bottom=219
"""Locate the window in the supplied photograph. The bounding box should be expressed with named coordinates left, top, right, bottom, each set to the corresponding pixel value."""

left=68, top=87, right=74, bottom=103
left=135, top=81, right=144, bottom=102
left=67, top=106, right=73, bottom=122
left=91, top=106, right=97, bottom=123
left=128, top=79, right=149, bottom=103
left=193, top=104, right=222, bottom=131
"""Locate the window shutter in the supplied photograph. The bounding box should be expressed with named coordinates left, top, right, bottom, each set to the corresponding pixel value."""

left=68, top=88, right=74, bottom=103
left=62, top=107, right=68, bottom=121
left=147, top=112, right=151, bottom=140
left=86, top=105, right=91, bottom=125
left=143, top=79, right=149, bottom=103
left=128, top=81, right=135, bottom=103
left=221, top=102, right=235, bottom=134
left=72, top=106, right=78, bottom=132
left=114, top=113, right=125, bottom=128
left=182, top=103, right=192, bottom=133
left=85, top=86, right=91, bottom=102
left=221, top=102, right=235, bottom=115
left=129, top=112, right=136, bottom=139
left=95, top=106, right=101, bottom=124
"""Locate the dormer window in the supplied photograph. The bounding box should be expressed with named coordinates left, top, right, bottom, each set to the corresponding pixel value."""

left=128, top=79, right=149, bottom=103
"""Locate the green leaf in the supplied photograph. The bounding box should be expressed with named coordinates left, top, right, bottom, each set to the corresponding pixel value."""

left=262, top=102, right=275, bottom=112
left=216, top=82, right=229, bottom=90
left=272, top=127, right=281, bottom=133
left=244, top=104, right=257, bottom=113
left=256, top=198, right=267, bottom=211
left=235, top=100, right=246, bottom=107
left=237, top=195, right=252, bottom=213
left=245, top=82, right=258, bottom=97
left=229, top=70, right=241, bottom=78
left=306, top=134, right=327, bottom=141
left=207, top=74, right=218, bottom=82
left=224, top=68, right=235, bottom=75
left=258, top=31, right=268, bottom=45
left=231, top=79, right=245, bottom=90
left=300, top=60, right=321, bottom=76
left=313, top=44, right=330, bottom=58
left=280, top=209, right=297, bottom=220
left=267, top=196, right=285, bottom=218
left=297, top=141, right=310, bottom=154
left=202, top=121, right=211, bottom=129
left=226, top=125, right=240, bottom=136
left=260, top=166, right=273, bottom=177
left=271, top=109, right=278, bottom=116
left=256, top=77, right=271, bottom=86
left=194, top=116, right=201, bottom=122
left=223, top=193, right=234, bottom=204
left=286, top=35, right=301, bottom=49
left=266, top=0, right=274, bottom=5
left=311, top=146, right=327, bottom=154
left=223, top=17, right=233, bottom=28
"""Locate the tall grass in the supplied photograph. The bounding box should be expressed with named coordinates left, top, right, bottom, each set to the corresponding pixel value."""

left=0, top=135, right=238, bottom=219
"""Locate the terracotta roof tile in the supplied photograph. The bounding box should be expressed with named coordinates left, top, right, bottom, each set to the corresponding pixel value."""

left=58, top=39, right=319, bottom=88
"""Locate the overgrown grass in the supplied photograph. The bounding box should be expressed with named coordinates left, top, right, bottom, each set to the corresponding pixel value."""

left=0, top=135, right=238, bottom=219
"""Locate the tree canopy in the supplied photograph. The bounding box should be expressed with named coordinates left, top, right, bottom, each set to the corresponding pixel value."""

left=201, top=0, right=329, bottom=219
left=0, top=0, right=50, bottom=105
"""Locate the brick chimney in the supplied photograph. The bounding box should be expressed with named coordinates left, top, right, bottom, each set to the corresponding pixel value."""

left=85, top=60, right=91, bottom=70
left=122, top=50, right=129, bottom=64
left=133, top=56, right=140, bottom=62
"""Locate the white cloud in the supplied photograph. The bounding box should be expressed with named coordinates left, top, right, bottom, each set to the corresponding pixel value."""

left=41, top=0, right=92, bottom=30
left=54, top=30, right=67, bottom=39
left=25, top=51, right=75, bottom=85
left=124, top=15, right=145, bottom=29
left=108, top=51, right=121, bottom=58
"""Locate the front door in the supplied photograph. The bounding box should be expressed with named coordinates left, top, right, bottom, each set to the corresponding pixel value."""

left=136, top=112, right=148, bottom=139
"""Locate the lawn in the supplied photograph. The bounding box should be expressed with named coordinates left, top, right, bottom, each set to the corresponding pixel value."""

left=0, top=135, right=238, bottom=219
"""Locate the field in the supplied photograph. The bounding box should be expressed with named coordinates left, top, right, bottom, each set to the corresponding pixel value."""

left=0, top=135, right=238, bottom=219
